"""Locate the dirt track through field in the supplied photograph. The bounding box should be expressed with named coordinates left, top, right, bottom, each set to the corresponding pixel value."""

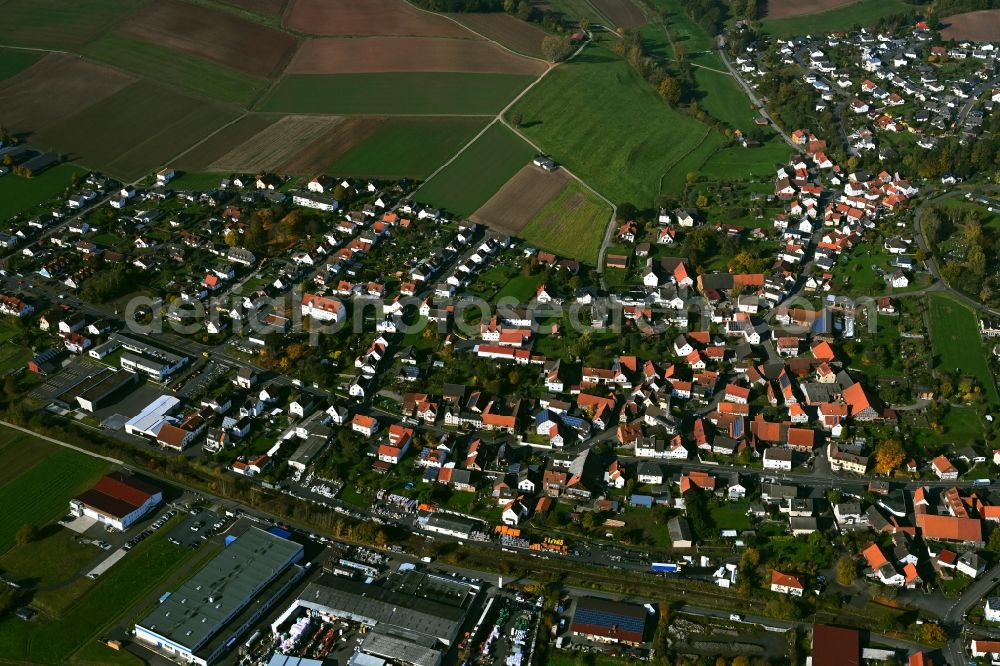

left=0, top=53, right=136, bottom=134
left=285, top=0, right=478, bottom=38
left=941, top=10, right=1000, bottom=41
left=120, top=0, right=297, bottom=78
left=278, top=117, right=387, bottom=174
left=209, top=115, right=344, bottom=172
left=761, top=0, right=856, bottom=19
left=470, top=165, right=571, bottom=234
left=288, top=37, right=546, bottom=75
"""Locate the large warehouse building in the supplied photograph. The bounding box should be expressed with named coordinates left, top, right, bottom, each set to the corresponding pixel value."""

left=135, top=528, right=305, bottom=666
left=69, top=472, right=162, bottom=530
left=571, top=597, right=652, bottom=646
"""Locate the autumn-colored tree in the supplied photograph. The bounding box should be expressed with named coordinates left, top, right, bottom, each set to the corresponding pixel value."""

left=920, top=622, right=948, bottom=646
left=835, top=555, right=856, bottom=586
left=874, top=438, right=905, bottom=475
left=540, top=35, right=573, bottom=62
left=658, top=75, right=682, bottom=106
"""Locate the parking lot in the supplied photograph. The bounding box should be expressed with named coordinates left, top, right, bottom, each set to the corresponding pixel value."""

left=164, top=508, right=231, bottom=550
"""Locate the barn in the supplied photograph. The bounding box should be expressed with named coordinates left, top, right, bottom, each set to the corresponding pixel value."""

left=69, top=472, right=162, bottom=531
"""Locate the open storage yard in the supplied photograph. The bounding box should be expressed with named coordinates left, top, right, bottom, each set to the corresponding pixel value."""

left=284, top=0, right=476, bottom=38
left=324, top=116, right=487, bottom=179
left=471, top=164, right=573, bottom=234
left=941, top=9, right=1000, bottom=41
left=119, top=0, right=298, bottom=78
left=417, top=122, right=536, bottom=218
left=288, top=36, right=546, bottom=75
left=35, top=80, right=242, bottom=182
left=258, top=71, right=536, bottom=114
left=445, top=12, right=548, bottom=58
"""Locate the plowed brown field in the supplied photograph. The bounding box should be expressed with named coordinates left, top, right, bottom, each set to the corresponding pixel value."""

left=284, top=0, right=477, bottom=38
left=288, top=37, right=546, bottom=75
left=219, top=0, right=287, bottom=16
left=941, top=10, right=1000, bottom=41
left=120, top=0, right=297, bottom=78
left=0, top=54, right=136, bottom=135
left=278, top=117, right=386, bottom=174
left=208, top=115, right=344, bottom=172
left=446, top=12, right=548, bottom=58
left=471, top=165, right=571, bottom=234
left=592, top=0, right=646, bottom=28
left=761, top=0, right=856, bottom=19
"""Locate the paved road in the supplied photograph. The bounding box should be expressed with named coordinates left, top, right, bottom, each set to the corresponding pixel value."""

left=944, top=561, right=1000, bottom=665
left=715, top=45, right=800, bottom=152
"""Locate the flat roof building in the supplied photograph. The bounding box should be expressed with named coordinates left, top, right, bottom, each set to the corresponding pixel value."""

left=811, top=624, right=859, bottom=666
left=73, top=368, right=140, bottom=412
left=70, top=472, right=161, bottom=530
left=135, top=527, right=305, bottom=666
left=125, top=394, right=180, bottom=439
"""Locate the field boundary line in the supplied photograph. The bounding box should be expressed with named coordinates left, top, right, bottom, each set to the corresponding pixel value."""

left=0, top=420, right=122, bottom=465
left=402, top=0, right=550, bottom=64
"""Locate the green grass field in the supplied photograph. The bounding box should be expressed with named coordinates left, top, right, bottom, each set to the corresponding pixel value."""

left=497, top=272, right=546, bottom=302
left=0, top=0, right=144, bottom=49
left=36, top=80, right=242, bottom=181
left=164, top=171, right=228, bottom=191
left=691, top=53, right=761, bottom=128
left=0, top=527, right=101, bottom=588
left=927, top=293, right=1000, bottom=404
left=325, top=117, right=488, bottom=179
left=761, top=0, right=919, bottom=36
left=416, top=123, right=535, bottom=218
left=519, top=181, right=610, bottom=265
left=0, top=429, right=57, bottom=486
left=0, top=445, right=107, bottom=553
left=0, top=163, right=87, bottom=222
left=0, top=533, right=192, bottom=664
left=699, top=138, right=791, bottom=180
left=509, top=45, right=720, bottom=206
left=258, top=72, right=537, bottom=115
left=83, top=32, right=266, bottom=106
left=0, top=48, right=42, bottom=81
left=647, top=0, right=714, bottom=52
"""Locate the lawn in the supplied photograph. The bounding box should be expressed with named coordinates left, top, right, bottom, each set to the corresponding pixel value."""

left=927, top=292, right=1000, bottom=404
left=165, top=171, right=228, bottom=191
left=519, top=181, right=611, bottom=265
left=0, top=0, right=144, bottom=49
left=0, top=533, right=193, bottom=664
left=83, top=32, right=266, bottom=106
left=708, top=501, right=752, bottom=531
left=416, top=122, right=535, bottom=218
left=325, top=117, right=488, bottom=179
left=0, top=443, right=108, bottom=553
left=761, top=0, right=920, bottom=36
left=258, top=72, right=538, bottom=115
left=690, top=53, right=763, bottom=129
left=0, top=526, right=101, bottom=588
left=0, top=163, right=87, bottom=222
left=509, top=44, right=722, bottom=206
left=699, top=138, right=790, bottom=181
left=0, top=47, right=42, bottom=81
left=497, top=272, right=546, bottom=302
left=0, top=429, right=57, bottom=486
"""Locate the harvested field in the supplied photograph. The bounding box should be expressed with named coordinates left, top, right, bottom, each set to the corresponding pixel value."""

left=761, top=0, right=856, bottom=19
left=35, top=80, right=241, bottom=181
left=592, top=0, right=646, bottom=28
left=279, top=117, right=386, bottom=174
left=0, top=54, right=136, bottom=136
left=285, top=0, right=476, bottom=38
left=0, top=0, right=143, bottom=50
left=941, top=10, right=1000, bottom=41
left=219, top=0, right=287, bottom=16
left=446, top=13, right=548, bottom=58
left=471, top=165, right=571, bottom=234
left=326, top=116, right=487, bottom=179
left=174, top=113, right=283, bottom=171
left=209, top=115, right=344, bottom=172
left=120, top=0, right=298, bottom=78
left=289, top=37, right=546, bottom=75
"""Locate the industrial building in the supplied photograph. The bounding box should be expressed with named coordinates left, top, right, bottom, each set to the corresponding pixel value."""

left=73, top=368, right=140, bottom=412
left=124, top=395, right=180, bottom=439
left=135, top=528, right=306, bottom=666
left=811, top=624, right=860, bottom=666
left=70, top=472, right=162, bottom=530
left=571, top=597, right=651, bottom=646
left=270, top=570, right=479, bottom=665
left=92, top=333, right=188, bottom=380
left=420, top=513, right=482, bottom=540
